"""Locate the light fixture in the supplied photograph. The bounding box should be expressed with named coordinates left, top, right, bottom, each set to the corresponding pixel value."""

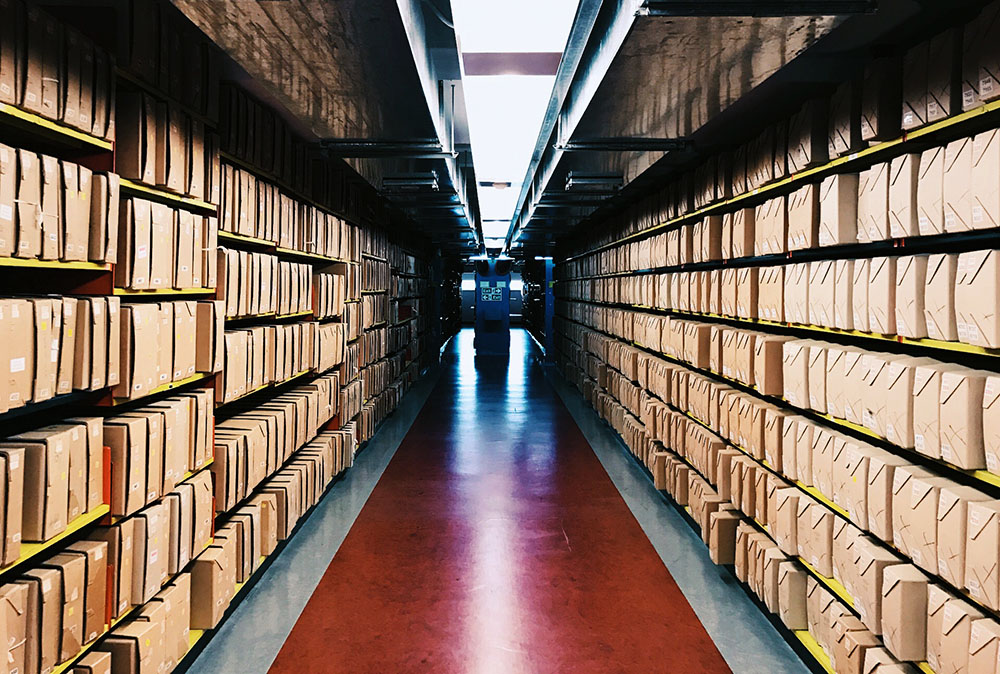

left=381, top=171, right=439, bottom=192
left=564, top=172, right=623, bottom=192
left=534, top=256, right=553, bottom=260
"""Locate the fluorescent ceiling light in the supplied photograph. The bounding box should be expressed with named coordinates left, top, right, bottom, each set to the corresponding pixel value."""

left=484, top=237, right=506, bottom=247
left=453, top=0, right=579, bottom=228
left=482, top=221, right=509, bottom=238
left=461, top=279, right=476, bottom=291
left=510, top=279, right=524, bottom=292
left=451, top=0, right=578, bottom=53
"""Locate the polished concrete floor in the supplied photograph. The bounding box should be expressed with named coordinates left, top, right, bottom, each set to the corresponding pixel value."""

left=190, top=329, right=807, bottom=674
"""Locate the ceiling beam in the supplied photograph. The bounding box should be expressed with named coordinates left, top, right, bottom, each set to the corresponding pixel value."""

left=637, top=0, right=876, bottom=17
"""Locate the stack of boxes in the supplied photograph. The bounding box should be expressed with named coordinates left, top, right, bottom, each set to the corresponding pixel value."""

left=0, top=1, right=436, bottom=673
left=554, top=3, right=1000, bottom=671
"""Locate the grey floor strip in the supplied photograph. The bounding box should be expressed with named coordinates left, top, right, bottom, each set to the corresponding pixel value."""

left=545, top=365, right=809, bottom=674
left=187, top=365, right=442, bottom=674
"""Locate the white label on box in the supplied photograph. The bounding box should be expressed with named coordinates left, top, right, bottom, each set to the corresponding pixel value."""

left=989, top=454, right=999, bottom=473
left=41, top=579, right=51, bottom=593
left=9, top=357, right=24, bottom=373
left=941, top=444, right=954, bottom=462
left=0, top=205, right=10, bottom=222
left=915, top=434, right=925, bottom=452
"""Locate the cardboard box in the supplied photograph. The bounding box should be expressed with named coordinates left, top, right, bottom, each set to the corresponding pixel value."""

left=866, top=452, right=912, bottom=543
left=190, top=540, right=236, bottom=630
left=852, top=535, right=903, bottom=633
left=116, top=197, right=152, bottom=290
left=777, top=561, right=808, bottom=629
left=868, top=257, right=897, bottom=335
left=937, top=485, right=992, bottom=589
left=940, top=367, right=988, bottom=469
left=65, top=539, right=109, bottom=644
left=892, top=466, right=949, bottom=571
left=938, top=599, right=985, bottom=674
left=116, top=304, right=160, bottom=400
left=969, top=618, right=1000, bottom=673
left=852, top=258, right=870, bottom=333
left=3, top=427, right=71, bottom=541
left=784, top=263, right=810, bottom=325
left=972, top=129, right=1000, bottom=230
left=884, top=357, right=932, bottom=448
left=782, top=340, right=811, bottom=409
left=924, top=253, right=958, bottom=341
left=861, top=57, right=902, bottom=144
left=0, top=446, right=24, bottom=565
left=89, top=173, right=120, bottom=264
left=18, top=566, right=61, bottom=674
left=96, top=618, right=159, bottom=674
left=818, top=173, right=859, bottom=246
left=918, top=146, right=945, bottom=235
left=967, top=499, right=1000, bottom=608
left=834, top=259, right=855, bottom=330
left=926, top=583, right=954, bottom=671
left=15, top=149, right=41, bottom=259
left=912, top=362, right=962, bottom=460
left=809, top=260, right=836, bottom=328
left=0, top=144, right=14, bottom=257
left=104, top=416, right=148, bottom=517
left=132, top=502, right=168, bottom=605
left=42, top=552, right=86, bottom=661
left=943, top=137, right=974, bottom=232
left=859, top=163, right=891, bottom=243
left=956, top=250, right=1000, bottom=347
left=73, top=651, right=111, bottom=674
left=894, top=255, right=927, bottom=338
left=787, top=183, right=822, bottom=251
left=729, top=208, right=755, bottom=259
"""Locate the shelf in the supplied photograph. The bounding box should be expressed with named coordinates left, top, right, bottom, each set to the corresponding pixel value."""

left=215, top=369, right=312, bottom=409
left=791, top=631, right=834, bottom=674
left=119, top=179, right=217, bottom=214
left=110, top=371, right=214, bottom=406
left=562, top=97, right=1000, bottom=263
left=0, top=102, right=114, bottom=151
left=0, top=257, right=110, bottom=271
left=0, top=505, right=110, bottom=581
left=275, top=310, right=313, bottom=320
left=362, top=289, right=387, bottom=295
left=556, top=309, right=1000, bottom=495
left=218, top=230, right=277, bottom=248
left=113, top=287, right=215, bottom=297
left=275, top=246, right=352, bottom=266
left=116, top=68, right=217, bottom=129
left=362, top=253, right=387, bottom=262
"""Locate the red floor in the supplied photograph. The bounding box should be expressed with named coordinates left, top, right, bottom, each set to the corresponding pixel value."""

left=269, top=333, right=731, bottom=673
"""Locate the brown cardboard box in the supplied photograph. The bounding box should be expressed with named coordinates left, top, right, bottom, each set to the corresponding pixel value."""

left=926, top=584, right=954, bottom=672
left=0, top=582, right=28, bottom=674
left=784, top=263, right=810, bottom=325
left=116, top=197, right=151, bottom=290
left=880, top=564, right=928, bottom=661
left=889, top=154, right=920, bottom=238
left=174, top=210, right=195, bottom=289
left=787, top=183, right=820, bottom=251
left=861, top=57, right=902, bottom=144
left=852, top=258, right=871, bottom=333
left=940, top=367, right=988, bottom=469
left=104, top=416, right=147, bottom=517
left=807, top=343, right=828, bottom=413
left=149, top=203, right=173, bottom=290
left=65, top=539, right=108, bottom=644
left=807, top=577, right=836, bottom=650
left=116, top=92, right=156, bottom=184
left=819, top=173, right=859, bottom=246
left=807, top=260, right=836, bottom=329
left=894, top=255, right=927, bottom=338
left=61, top=162, right=88, bottom=261
left=3, top=427, right=71, bottom=542
left=829, top=78, right=863, bottom=157
left=735, top=268, right=758, bottom=320
left=30, top=298, right=58, bottom=402
left=924, top=253, right=958, bottom=341
left=866, top=452, right=912, bottom=543
left=172, top=302, right=197, bottom=381
left=39, top=155, right=60, bottom=261
left=753, top=335, right=788, bottom=396
left=196, top=300, right=224, bottom=374
left=913, top=362, right=964, bottom=460
left=73, top=651, right=111, bottom=674
left=0, top=144, right=14, bottom=257
left=859, top=163, right=891, bottom=243
left=852, top=535, right=903, bottom=633
left=777, top=561, right=808, bottom=629
left=131, top=502, right=168, bottom=605
left=96, top=618, right=159, bottom=674
left=918, top=146, right=945, bottom=236
left=89, top=521, right=134, bottom=620
left=0, top=447, right=24, bottom=565
left=781, top=340, right=810, bottom=409
left=729, top=208, right=755, bottom=259
left=89, top=173, right=120, bottom=264
left=943, top=137, right=974, bottom=232
left=42, top=553, right=86, bottom=661
left=249, top=493, right=279, bottom=556
left=19, top=566, right=61, bottom=674
left=972, top=129, right=1000, bottom=230
left=15, top=149, right=41, bottom=259
left=757, top=266, right=784, bottom=322
left=956, top=250, right=1000, bottom=348
left=937, top=485, right=992, bottom=589
left=868, top=257, right=897, bottom=335
left=835, top=625, right=881, bottom=674
left=966, top=499, right=1000, bottom=609
left=708, top=509, right=741, bottom=565
left=986, top=375, right=1000, bottom=473
left=56, top=298, right=77, bottom=396
left=938, top=599, right=985, bottom=674
left=190, top=541, right=236, bottom=630
left=884, top=357, right=932, bottom=449
left=969, top=618, right=1000, bottom=673
left=116, top=304, right=160, bottom=400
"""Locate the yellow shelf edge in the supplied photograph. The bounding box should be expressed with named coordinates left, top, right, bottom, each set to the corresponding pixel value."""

left=113, top=372, right=213, bottom=405
left=9, top=505, right=110, bottom=576
left=113, top=287, right=215, bottom=296
left=119, top=179, right=217, bottom=213
left=0, top=257, right=110, bottom=271
left=0, top=103, right=114, bottom=150
left=562, top=97, right=1000, bottom=262
left=792, top=630, right=835, bottom=674
left=218, top=231, right=277, bottom=247
left=275, top=310, right=312, bottom=320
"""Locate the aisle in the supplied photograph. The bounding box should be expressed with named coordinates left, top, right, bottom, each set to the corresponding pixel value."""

left=267, top=330, right=731, bottom=673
